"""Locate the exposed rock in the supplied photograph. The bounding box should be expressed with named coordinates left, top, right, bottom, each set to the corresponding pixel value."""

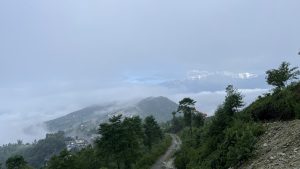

left=239, top=120, right=300, bottom=169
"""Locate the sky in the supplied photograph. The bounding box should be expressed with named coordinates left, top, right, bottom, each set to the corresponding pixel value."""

left=0, top=0, right=300, bottom=144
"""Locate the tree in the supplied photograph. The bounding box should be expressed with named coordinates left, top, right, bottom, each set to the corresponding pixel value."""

left=224, top=85, right=244, bottom=115
left=97, top=115, right=144, bottom=169
left=170, top=112, right=184, bottom=133
left=6, top=155, right=31, bottom=169
left=193, top=112, right=206, bottom=128
left=177, top=98, right=196, bottom=135
left=143, top=116, right=163, bottom=150
left=206, top=85, right=244, bottom=154
left=266, top=62, right=300, bottom=89
left=97, top=115, right=125, bottom=169
left=122, top=116, right=143, bottom=169
left=75, top=146, right=102, bottom=169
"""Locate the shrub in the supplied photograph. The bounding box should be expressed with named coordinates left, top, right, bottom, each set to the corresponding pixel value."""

left=245, top=82, right=300, bottom=121
left=218, top=120, right=264, bottom=168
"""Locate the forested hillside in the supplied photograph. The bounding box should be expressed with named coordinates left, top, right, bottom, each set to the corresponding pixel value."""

left=0, top=132, right=70, bottom=168
left=172, top=61, right=300, bottom=169
left=45, top=97, right=178, bottom=138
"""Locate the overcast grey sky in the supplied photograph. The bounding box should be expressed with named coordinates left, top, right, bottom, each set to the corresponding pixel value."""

left=0, top=0, right=300, bottom=144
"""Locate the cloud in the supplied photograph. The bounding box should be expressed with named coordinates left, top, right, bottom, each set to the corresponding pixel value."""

left=0, top=84, right=173, bottom=145
left=0, top=80, right=269, bottom=145
left=0, top=0, right=299, bottom=145
left=187, top=70, right=259, bottom=80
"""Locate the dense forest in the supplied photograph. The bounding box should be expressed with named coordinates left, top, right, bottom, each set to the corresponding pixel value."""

left=1, top=61, right=300, bottom=169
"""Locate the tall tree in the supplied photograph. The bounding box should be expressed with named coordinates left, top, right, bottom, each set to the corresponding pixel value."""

left=208, top=85, right=244, bottom=142
left=266, top=61, right=300, bottom=89
left=122, top=116, right=143, bottom=169
left=171, top=111, right=183, bottom=133
left=143, top=116, right=163, bottom=150
left=97, top=115, right=144, bottom=169
left=224, top=85, right=244, bottom=115
left=193, top=111, right=206, bottom=128
left=97, top=115, right=125, bottom=169
left=177, top=98, right=196, bottom=135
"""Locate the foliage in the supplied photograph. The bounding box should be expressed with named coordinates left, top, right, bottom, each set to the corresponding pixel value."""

left=0, top=132, right=70, bottom=169
left=96, top=115, right=144, bottom=169
left=174, top=85, right=264, bottom=169
left=133, top=135, right=172, bottom=169
left=0, top=143, right=29, bottom=167
left=45, top=150, right=77, bottom=169
left=245, top=82, right=300, bottom=121
left=178, top=98, right=197, bottom=134
left=46, top=146, right=103, bottom=169
left=6, top=155, right=32, bottom=169
left=143, top=116, right=163, bottom=150
left=216, top=120, right=264, bottom=168
left=168, top=112, right=184, bottom=133
left=192, top=112, right=205, bottom=128
left=45, top=115, right=166, bottom=169
left=23, top=131, right=69, bottom=168
left=266, top=61, right=300, bottom=89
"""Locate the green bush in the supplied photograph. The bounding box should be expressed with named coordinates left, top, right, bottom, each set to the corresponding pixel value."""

left=218, top=120, right=264, bottom=168
left=174, top=120, right=264, bottom=169
left=245, top=82, right=300, bottom=121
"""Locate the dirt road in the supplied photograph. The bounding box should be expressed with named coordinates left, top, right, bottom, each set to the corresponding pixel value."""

left=150, top=134, right=181, bottom=169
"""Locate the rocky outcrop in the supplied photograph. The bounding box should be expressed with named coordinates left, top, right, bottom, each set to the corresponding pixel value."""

left=240, top=120, right=300, bottom=169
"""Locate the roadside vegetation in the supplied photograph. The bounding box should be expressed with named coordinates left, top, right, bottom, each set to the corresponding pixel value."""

left=172, top=61, right=300, bottom=169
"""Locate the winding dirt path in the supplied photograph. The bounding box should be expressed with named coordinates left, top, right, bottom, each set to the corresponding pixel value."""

left=150, top=134, right=182, bottom=169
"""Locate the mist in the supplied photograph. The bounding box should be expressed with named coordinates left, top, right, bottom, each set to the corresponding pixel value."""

left=1, top=0, right=300, bottom=144
left=0, top=81, right=268, bottom=145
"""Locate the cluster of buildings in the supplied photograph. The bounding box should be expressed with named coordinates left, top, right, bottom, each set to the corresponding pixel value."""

left=65, top=134, right=100, bottom=151
left=66, top=138, right=89, bottom=151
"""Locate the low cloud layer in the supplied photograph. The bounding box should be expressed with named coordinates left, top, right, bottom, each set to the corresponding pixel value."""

left=0, top=79, right=268, bottom=145
left=0, top=0, right=299, bottom=144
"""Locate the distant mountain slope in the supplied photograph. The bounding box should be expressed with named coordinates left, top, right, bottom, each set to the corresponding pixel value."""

left=136, top=96, right=178, bottom=121
left=45, top=96, right=178, bottom=137
left=45, top=104, right=115, bottom=132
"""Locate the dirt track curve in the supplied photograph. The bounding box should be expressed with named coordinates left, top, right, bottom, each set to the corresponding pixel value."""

left=150, top=134, right=181, bottom=169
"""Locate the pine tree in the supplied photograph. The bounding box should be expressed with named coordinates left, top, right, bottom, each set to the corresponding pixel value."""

left=97, top=115, right=125, bottom=169
left=97, top=115, right=144, bottom=169
left=122, top=116, right=143, bottom=169
left=266, top=61, right=300, bottom=89
left=143, top=116, right=163, bottom=150
left=177, top=98, right=196, bottom=135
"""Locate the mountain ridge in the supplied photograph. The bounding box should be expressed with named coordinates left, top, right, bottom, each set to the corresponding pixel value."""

left=45, top=96, right=178, bottom=137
